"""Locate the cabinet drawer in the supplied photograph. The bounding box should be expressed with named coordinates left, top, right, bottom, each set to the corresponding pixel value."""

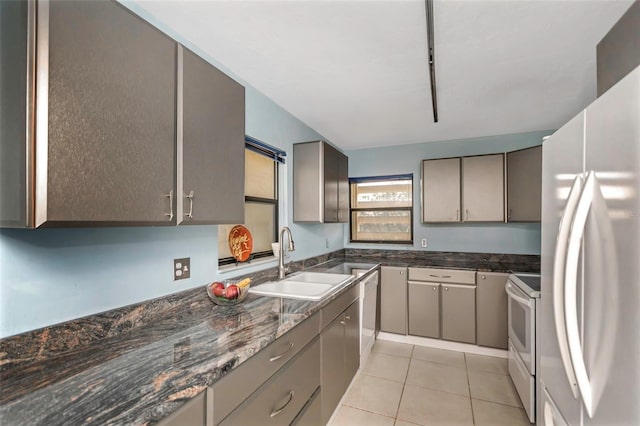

left=408, top=268, right=475, bottom=285
left=320, top=285, right=359, bottom=330
left=213, top=312, right=320, bottom=424
left=219, top=338, right=320, bottom=426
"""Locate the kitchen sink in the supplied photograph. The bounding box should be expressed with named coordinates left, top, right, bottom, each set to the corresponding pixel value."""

left=249, top=272, right=355, bottom=301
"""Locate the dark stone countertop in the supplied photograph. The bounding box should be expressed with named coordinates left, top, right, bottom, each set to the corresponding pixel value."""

left=0, top=248, right=539, bottom=425
left=0, top=258, right=379, bottom=425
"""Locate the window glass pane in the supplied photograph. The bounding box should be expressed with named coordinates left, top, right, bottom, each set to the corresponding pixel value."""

left=351, top=179, right=412, bottom=209
left=351, top=210, right=412, bottom=242
left=245, top=149, right=275, bottom=199
left=218, top=202, right=276, bottom=259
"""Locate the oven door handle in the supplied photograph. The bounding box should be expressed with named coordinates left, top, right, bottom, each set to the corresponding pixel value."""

left=553, top=174, right=583, bottom=399
left=505, top=282, right=534, bottom=308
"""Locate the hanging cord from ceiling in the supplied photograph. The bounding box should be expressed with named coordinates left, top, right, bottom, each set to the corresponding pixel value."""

left=425, top=0, right=438, bottom=122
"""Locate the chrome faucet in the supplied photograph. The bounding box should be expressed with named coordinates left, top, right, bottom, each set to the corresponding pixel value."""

left=278, top=226, right=295, bottom=279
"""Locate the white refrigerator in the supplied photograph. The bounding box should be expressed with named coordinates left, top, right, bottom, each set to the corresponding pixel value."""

left=539, top=64, right=639, bottom=425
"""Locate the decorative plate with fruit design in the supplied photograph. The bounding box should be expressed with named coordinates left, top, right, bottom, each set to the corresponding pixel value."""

left=228, top=225, right=253, bottom=262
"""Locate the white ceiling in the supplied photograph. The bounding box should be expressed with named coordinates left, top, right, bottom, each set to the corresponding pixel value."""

left=132, top=0, right=633, bottom=150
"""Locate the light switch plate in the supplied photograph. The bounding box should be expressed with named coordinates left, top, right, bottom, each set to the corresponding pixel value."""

left=174, top=257, right=190, bottom=280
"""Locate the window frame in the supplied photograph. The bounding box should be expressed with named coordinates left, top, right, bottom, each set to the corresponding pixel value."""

left=218, top=138, right=283, bottom=267
left=349, top=174, right=414, bottom=245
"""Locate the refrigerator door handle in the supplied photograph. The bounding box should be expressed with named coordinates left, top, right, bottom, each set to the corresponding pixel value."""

left=553, top=174, right=583, bottom=398
left=564, top=171, right=596, bottom=418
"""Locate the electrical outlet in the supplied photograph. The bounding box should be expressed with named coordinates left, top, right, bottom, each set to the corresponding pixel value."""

left=421, top=238, right=428, bottom=248
left=174, top=257, right=190, bottom=280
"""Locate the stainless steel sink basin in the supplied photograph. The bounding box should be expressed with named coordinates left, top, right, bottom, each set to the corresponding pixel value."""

left=249, top=272, right=354, bottom=301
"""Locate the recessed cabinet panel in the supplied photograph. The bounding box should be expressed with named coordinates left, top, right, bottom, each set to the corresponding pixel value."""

left=441, top=283, right=476, bottom=344
left=181, top=47, right=245, bottom=225
left=462, top=154, right=505, bottom=222
left=476, top=272, right=509, bottom=349
left=408, top=281, right=440, bottom=338
left=380, top=266, right=407, bottom=334
left=507, top=145, right=542, bottom=222
left=46, top=0, right=177, bottom=225
left=422, top=158, right=461, bottom=222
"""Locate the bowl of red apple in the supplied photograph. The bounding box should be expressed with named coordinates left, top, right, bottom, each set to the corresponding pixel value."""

left=206, top=278, right=251, bottom=305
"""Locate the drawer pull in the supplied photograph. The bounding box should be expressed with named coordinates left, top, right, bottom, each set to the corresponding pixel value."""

left=345, top=315, right=351, bottom=321
left=269, top=342, right=294, bottom=362
left=429, top=274, right=452, bottom=279
left=269, top=390, right=295, bottom=418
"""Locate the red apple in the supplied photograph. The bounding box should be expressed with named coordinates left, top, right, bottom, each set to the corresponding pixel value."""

left=211, top=282, right=225, bottom=297
left=225, top=284, right=239, bottom=300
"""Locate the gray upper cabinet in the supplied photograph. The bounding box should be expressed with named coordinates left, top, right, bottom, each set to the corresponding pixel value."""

left=44, top=0, right=177, bottom=226
left=1, top=0, right=177, bottom=227
left=293, top=140, right=349, bottom=223
left=179, top=46, right=245, bottom=225
left=461, top=154, right=505, bottom=222
left=0, top=0, right=30, bottom=227
left=1, top=1, right=247, bottom=228
left=506, top=145, right=542, bottom=222
left=422, top=157, right=461, bottom=222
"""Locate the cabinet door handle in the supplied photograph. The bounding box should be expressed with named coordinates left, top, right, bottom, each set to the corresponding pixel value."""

left=164, top=190, right=174, bottom=221
left=508, top=208, right=512, bottom=220
left=400, top=271, right=404, bottom=275
left=481, top=275, right=486, bottom=280
left=340, top=320, right=346, bottom=325
left=269, top=390, right=295, bottom=418
left=444, top=287, right=449, bottom=291
left=185, top=190, right=194, bottom=219
left=345, top=315, right=351, bottom=321
left=465, top=209, right=469, bottom=220
left=456, top=209, right=460, bottom=221
left=429, top=274, right=451, bottom=279
left=269, top=342, right=294, bottom=362
left=432, top=286, right=437, bottom=291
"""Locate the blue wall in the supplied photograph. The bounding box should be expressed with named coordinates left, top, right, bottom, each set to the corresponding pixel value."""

left=0, top=3, right=547, bottom=338
left=0, top=4, right=342, bottom=338
left=346, top=130, right=550, bottom=255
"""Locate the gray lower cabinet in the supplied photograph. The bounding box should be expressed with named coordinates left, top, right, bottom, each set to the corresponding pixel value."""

left=476, top=272, right=509, bottom=349
left=293, top=141, right=349, bottom=223
left=506, top=145, right=542, bottom=222
left=179, top=46, right=245, bottom=225
left=219, top=338, right=320, bottom=426
left=291, top=387, right=321, bottom=426
left=212, top=314, right=320, bottom=425
left=421, top=157, right=461, bottom=222
left=441, top=284, right=476, bottom=344
left=408, top=281, right=440, bottom=338
left=462, top=154, right=505, bottom=222
left=158, top=391, right=206, bottom=426
left=380, top=266, right=407, bottom=334
left=321, top=300, right=359, bottom=424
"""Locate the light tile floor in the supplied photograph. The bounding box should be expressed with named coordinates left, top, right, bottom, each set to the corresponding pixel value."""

left=330, top=340, right=530, bottom=426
